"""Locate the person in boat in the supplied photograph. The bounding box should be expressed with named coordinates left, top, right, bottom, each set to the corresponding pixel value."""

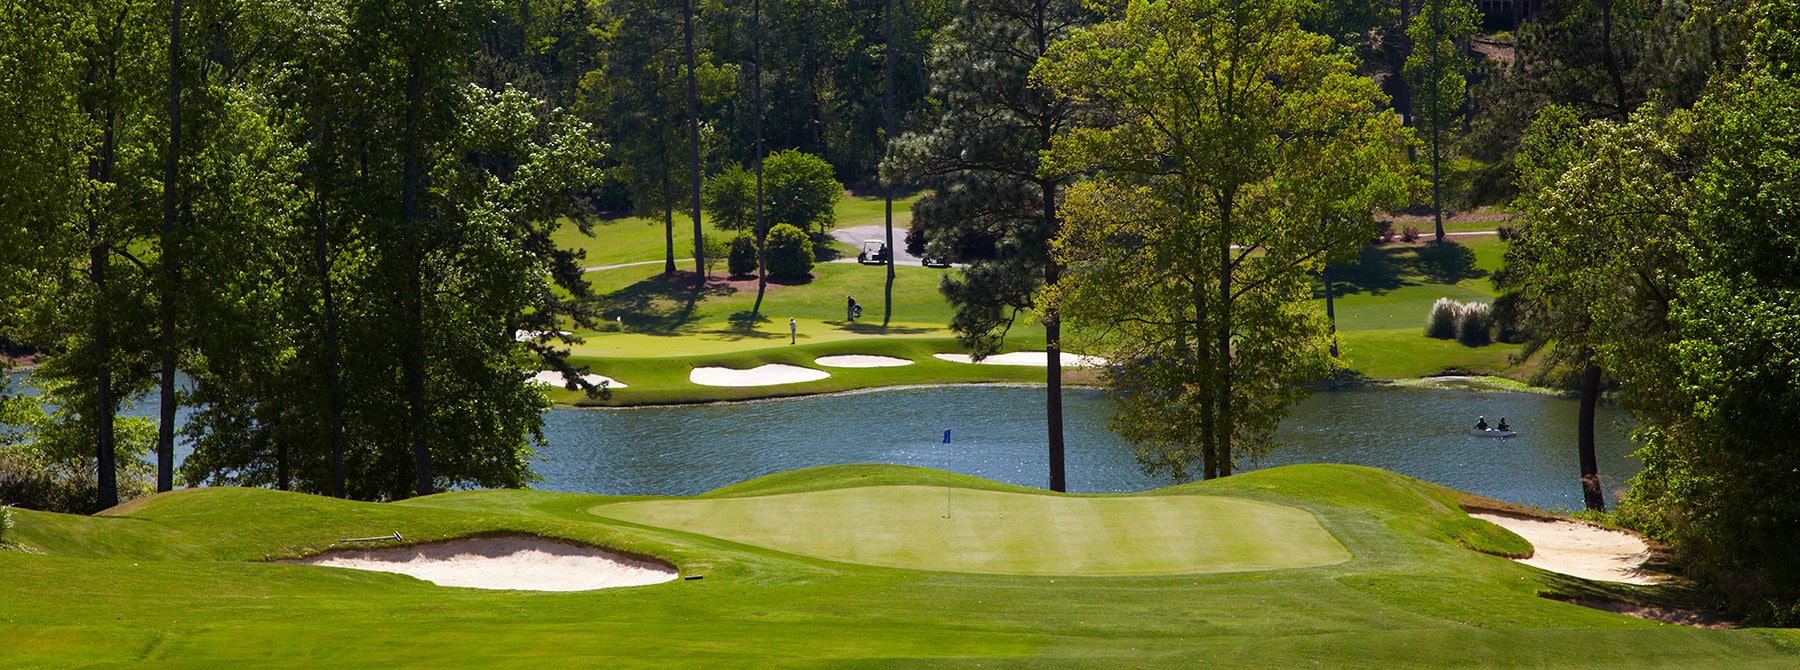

left=1497, top=417, right=1510, bottom=432
left=1475, top=416, right=1489, bottom=431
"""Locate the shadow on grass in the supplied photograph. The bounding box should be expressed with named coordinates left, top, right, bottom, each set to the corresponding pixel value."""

left=1319, top=241, right=1488, bottom=298
left=598, top=271, right=735, bottom=335
left=833, top=321, right=935, bottom=335
left=1414, top=241, right=1486, bottom=285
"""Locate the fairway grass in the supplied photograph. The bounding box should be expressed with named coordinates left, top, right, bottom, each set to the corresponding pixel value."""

left=5, top=464, right=1799, bottom=666
left=595, top=486, right=1350, bottom=575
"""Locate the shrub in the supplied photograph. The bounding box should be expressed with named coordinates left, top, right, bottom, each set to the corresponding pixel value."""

left=1401, top=225, right=1420, bottom=243
left=1426, top=298, right=1459, bottom=339
left=0, top=446, right=151, bottom=514
left=764, top=223, right=813, bottom=280
left=1496, top=223, right=1519, bottom=241
left=1375, top=222, right=1396, bottom=244
left=727, top=235, right=759, bottom=277
left=1456, top=301, right=1492, bottom=346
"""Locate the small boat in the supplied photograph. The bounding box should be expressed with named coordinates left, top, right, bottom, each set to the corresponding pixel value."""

left=1471, top=428, right=1517, bottom=438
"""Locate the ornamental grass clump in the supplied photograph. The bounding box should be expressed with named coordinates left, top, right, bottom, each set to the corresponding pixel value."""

left=1426, top=297, right=1459, bottom=339
left=1455, top=301, right=1492, bottom=346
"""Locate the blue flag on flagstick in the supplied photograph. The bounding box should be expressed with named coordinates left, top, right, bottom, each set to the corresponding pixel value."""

left=943, top=430, right=951, bottom=444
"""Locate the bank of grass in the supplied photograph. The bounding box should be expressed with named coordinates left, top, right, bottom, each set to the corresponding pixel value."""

left=4, top=464, right=1794, bottom=666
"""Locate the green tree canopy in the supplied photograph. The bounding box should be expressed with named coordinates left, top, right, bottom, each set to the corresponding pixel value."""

left=1038, top=0, right=1409, bottom=481
left=762, top=149, right=841, bottom=234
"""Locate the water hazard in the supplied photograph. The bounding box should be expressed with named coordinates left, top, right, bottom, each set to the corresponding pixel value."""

left=538, top=384, right=1639, bottom=511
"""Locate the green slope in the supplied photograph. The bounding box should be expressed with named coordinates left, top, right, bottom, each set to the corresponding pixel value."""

left=2, top=464, right=1795, bottom=667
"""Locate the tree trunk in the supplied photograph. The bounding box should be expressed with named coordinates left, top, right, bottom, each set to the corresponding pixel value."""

left=1429, top=1, right=1445, bottom=242
left=1578, top=358, right=1606, bottom=511
left=881, top=0, right=895, bottom=327
left=1216, top=190, right=1235, bottom=478
left=1045, top=270, right=1066, bottom=493
left=89, top=35, right=123, bottom=512
left=750, top=0, right=767, bottom=317
left=157, top=0, right=183, bottom=494
left=662, top=152, right=676, bottom=274
left=683, top=0, right=704, bottom=275
left=1194, top=270, right=1215, bottom=480
left=1324, top=263, right=1338, bottom=358
left=400, top=61, right=432, bottom=497
left=312, top=181, right=347, bottom=498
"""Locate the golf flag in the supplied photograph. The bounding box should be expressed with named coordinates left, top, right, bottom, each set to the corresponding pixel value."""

left=943, top=430, right=951, bottom=444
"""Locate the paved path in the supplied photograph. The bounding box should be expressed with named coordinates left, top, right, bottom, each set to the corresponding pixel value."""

left=829, top=225, right=924, bottom=265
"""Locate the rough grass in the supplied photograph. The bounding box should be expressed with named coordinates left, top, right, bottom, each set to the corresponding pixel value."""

left=4, top=464, right=1796, bottom=667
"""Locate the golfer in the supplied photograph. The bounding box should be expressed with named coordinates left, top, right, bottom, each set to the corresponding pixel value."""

left=789, top=317, right=797, bottom=345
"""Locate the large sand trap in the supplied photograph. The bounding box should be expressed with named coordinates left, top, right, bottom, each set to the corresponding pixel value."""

left=287, top=535, right=677, bottom=591
left=531, top=370, right=627, bottom=389
left=690, top=364, right=830, bottom=387
left=814, top=354, right=914, bottom=368
left=932, top=351, right=1107, bottom=368
left=1470, top=512, right=1656, bottom=584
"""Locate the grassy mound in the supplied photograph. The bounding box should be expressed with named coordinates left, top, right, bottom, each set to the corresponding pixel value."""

left=2, top=464, right=1796, bottom=667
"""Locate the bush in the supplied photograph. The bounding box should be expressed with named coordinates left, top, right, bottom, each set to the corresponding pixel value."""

left=1401, top=225, right=1420, bottom=243
left=0, top=446, right=151, bottom=514
left=0, top=504, right=11, bottom=544
left=1496, top=223, right=1519, bottom=241
left=1456, top=301, right=1492, bottom=346
left=727, top=235, right=759, bottom=277
left=1426, top=298, right=1459, bottom=339
left=764, top=223, right=813, bottom=280
left=1375, top=222, right=1396, bottom=244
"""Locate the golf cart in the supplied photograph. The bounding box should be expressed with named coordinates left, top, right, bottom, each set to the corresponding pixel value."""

left=921, top=255, right=951, bottom=268
left=857, top=239, right=890, bottom=264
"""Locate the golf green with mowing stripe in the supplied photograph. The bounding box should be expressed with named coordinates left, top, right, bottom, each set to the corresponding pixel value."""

left=594, top=485, right=1351, bottom=575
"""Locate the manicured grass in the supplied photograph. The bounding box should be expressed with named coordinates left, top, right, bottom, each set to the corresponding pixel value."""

left=4, top=464, right=1796, bottom=666
left=595, top=485, right=1349, bottom=575
left=550, top=338, right=1050, bottom=406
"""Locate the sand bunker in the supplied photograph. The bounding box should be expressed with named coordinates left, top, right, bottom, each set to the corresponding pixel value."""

left=813, top=354, right=914, bottom=368
left=690, top=364, right=830, bottom=387
left=287, top=535, right=677, bottom=591
left=1470, top=512, right=1656, bottom=585
left=531, top=370, right=627, bottom=389
left=932, top=351, right=1107, bottom=368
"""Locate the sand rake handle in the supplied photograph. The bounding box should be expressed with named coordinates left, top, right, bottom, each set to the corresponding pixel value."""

left=339, top=532, right=404, bottom=543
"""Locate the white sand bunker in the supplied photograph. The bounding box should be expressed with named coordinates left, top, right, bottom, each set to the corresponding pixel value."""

left=814, top=354, right=914, bottom=368
left=690, top=364, right=830, bottom=387
left=933, top=351, right=1108, bottom=367
left=531, top=370, right=628, bottom=389
left=288, top=535, right=677, bottom=591
left=1470, top=512, right=1656, bottom=585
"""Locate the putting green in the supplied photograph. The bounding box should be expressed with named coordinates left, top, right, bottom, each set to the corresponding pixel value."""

left=593, top=485, right=1351, bottom=575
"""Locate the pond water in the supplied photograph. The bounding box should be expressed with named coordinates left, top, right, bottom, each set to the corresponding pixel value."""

left=7, top=370, right=1639, bottom=511
left=537, top=384, right=1640, bottom=511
